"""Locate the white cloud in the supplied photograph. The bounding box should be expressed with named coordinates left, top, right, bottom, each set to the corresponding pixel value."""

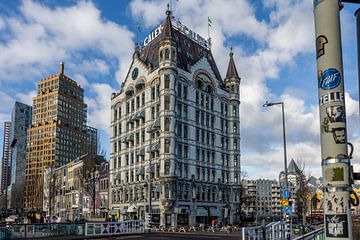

left=85, top=83, right=116, bottom=134
left=15, top=90, right=36, bottom=106
left=130, top=0, right=359, bottom=180
left=0, top=0, right=134, bottom=85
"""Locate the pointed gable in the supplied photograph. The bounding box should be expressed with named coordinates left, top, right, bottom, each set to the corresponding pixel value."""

left=137, top=11, right=222, bottom=82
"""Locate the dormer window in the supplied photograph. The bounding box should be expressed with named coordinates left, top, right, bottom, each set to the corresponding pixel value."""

left=164, top=48, right=170, bottom=60
left=160, top=50, right=164, bottom=61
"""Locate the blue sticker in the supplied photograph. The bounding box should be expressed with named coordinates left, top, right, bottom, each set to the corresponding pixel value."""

left=319, top=68, right=341, bottom=90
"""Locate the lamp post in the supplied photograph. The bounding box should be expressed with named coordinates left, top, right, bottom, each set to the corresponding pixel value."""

left=263, top=101, right=290, bottom=239
left=263, top=101, right=289, bottom=190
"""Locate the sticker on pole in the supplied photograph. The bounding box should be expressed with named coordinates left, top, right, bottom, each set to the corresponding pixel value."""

left=325, top=214, right=349, bottom=238
left=319, top=68, right=341, bottom=90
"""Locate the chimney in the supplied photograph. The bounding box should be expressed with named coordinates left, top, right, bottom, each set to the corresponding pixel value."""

left=60, top=62, right=64, bottom=74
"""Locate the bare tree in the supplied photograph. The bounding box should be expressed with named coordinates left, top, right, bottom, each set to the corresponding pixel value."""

left=295, top=159, right=311, bottom=234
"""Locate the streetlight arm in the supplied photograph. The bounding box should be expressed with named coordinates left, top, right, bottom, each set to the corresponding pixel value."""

left=263, top=101, right=283, bottom=107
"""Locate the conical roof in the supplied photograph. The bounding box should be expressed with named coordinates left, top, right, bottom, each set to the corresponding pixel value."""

left=162, top=8, right=173, bottom=40
left=225, top=49, right=239, bottom=79
left=287, top=159, right=302, bottom=175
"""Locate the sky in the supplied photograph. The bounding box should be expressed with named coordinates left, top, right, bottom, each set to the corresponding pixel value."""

left=0, top=0, right=359, bottom=180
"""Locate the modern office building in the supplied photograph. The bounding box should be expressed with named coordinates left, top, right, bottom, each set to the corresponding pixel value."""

left=1, top=122, right=11, bottom=194
left=24, top=63, right=97, bottom=210
left=7, top=102, right=32, bottom=210
left=109, top=10, right=241, bottom=227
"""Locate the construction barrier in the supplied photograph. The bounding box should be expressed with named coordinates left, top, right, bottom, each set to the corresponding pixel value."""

left=85, top=220, right=144, bottom=237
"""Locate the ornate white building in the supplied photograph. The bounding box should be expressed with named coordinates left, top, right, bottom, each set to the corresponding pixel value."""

left=109, top=10, right=241, bottom=227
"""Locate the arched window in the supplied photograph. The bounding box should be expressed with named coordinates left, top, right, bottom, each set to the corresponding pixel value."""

left=165, top=48, right=170, bottom=59
left=160, top=50, right=163, bottom=61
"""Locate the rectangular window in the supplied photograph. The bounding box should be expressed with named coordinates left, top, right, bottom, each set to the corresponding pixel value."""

left=196, top=148, right=200, bottom=161
left=114, top=109, right=118, bottom=121
left=183, top=105, right=187, bottom=119
left=165, top=117, right=170, bottom=131
left=177, top=103, right=182, bottom=116
left=177, top=83, right=182, bottom=97
left=164, top=161, right=170, bottom=175
left=196, top=91, right=199, bottom=105
left=177, top=123, right=182, bottom=136
left=165, top=139, right=171, bottom=153
left=165, top=95, right=170, bottom=110
left=184, top=145, right=188, bottom=158
left=183, top=125, right=188, bottom=139
left=164, top=74, right=170, bottom=89
left=151, top=107, right=155, bottom=120
left=142, top=130, right=145, bottom=143
left=151, top=87, right=155, bottom=100
left=196, top=128, right=200, bottom=141
left=196, top=110, right=200, bottom=123
left=233, top=105, right=237, bottom=116
left=183, top=86, right=188, bottom=99
left=177, top=144, right=182, bottom=157
left=234, top=154, right=238, bottom=166
left=142, top=93, right=145, bottom=106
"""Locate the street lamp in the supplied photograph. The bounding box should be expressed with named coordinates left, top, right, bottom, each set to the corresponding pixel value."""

left=262, top=101, right=289, bottom=190
left=263, top=100, right=290, bottom=239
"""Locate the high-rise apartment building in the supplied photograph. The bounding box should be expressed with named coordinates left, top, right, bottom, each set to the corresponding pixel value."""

left=242, top=179, right=282, bottom=222
left=109, top=10, right=241, bottom=227
left=24, top=63, right=96, bottom=210
left=1, top=122, right=12, bottom=194
left=8, top=102, right=32, bottom=210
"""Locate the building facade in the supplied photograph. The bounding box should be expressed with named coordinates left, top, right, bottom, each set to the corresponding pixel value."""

left=242, top=179, right=281, bottom=223
left=7, top=102, right=32, bottom=210
left=1, top=122, right=11, bottom=195
left=43, top=155, right=108, bottom=220
left=109, top=11, right=241, bottom=227
left=25, top=63, right=96, bottom=210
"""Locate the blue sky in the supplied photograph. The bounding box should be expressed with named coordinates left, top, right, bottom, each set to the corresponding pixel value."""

left=0, top=0, right=359, bottom=179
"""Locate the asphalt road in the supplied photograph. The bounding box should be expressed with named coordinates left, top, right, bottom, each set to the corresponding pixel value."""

left=107, top=232, right=242, bottom=240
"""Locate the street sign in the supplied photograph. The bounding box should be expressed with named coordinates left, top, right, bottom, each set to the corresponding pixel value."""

left=283, top=206, right=293, bottom=215
left=280, top=200, right=289, bottom=207
left=283, top=189, right=290, bottom=199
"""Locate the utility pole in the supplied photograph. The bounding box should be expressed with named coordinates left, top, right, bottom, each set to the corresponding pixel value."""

left=314, top=0, right=352, bottom=239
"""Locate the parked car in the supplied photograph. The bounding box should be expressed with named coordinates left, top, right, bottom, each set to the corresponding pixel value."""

left=5, top=215, right=19, bottom=223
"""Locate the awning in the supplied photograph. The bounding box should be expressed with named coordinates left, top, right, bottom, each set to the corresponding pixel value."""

left=138, top=110, right=145, bottom=119
left=154, top=185, right=162, bottom=193
left=128, top=134, right=134, bottom=141
left=196, top=208, right=209, bottom=217
left=125, top=87, right=134, bottom=96
left=210, top=208, right=221, bottom=217
left=136, top=167, right=145, bottom=175
left=135, top=80, right=145, bottom=90
left=127, top=205, right=137, bottom=213
left=150, top=142, right=160, bottom=151
left=136, top=148, right=145, bottom=156
left=147, top=118, right=161, bottom=133
left=115, top=172, right=121, bottom=180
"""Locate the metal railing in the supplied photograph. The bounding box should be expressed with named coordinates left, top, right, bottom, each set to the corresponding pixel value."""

left=293, top=226, right=324, bottom=240
left=0, top=220, right=144, bottom=239
left=241, top=221, right=287, bottom=240
left=0, top=222, right=85, bottom=239
left=85, top=220, right=144, bottom=237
